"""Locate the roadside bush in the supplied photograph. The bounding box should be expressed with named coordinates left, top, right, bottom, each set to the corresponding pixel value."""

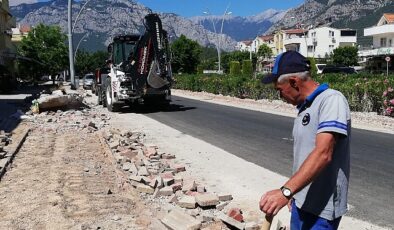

left=382, top=83, right=394, bottom=117
left=174, top=72, right=394, bottom=115
left=242, top=60, right=253, bottom=75
left=229, top=61, right=241, bottom=75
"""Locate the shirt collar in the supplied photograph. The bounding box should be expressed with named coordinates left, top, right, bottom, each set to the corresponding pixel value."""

left=297, top=83, right=329, bottom=112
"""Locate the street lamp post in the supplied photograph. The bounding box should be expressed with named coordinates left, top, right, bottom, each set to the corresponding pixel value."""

left=218, top=8, right=232, bottom=74
left=67, top=0, right=93, bottom=89
left=74, top=32, right=89, bottom=62
left=72, top=0, right=93, bottom=33
left=67, top=0, right=75, bottom=89
left=203, top=7, right=231, bottom=74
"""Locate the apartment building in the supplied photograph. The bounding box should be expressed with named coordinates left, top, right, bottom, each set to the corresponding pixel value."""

left=251, top=35, right=274, bottom=54
left=235, top=40, right=253, bottom=52
left=0, top=0, right=16, bottom=74
left=283, top=26, right=357, bottom=58
left=12, top=24, right=31, bottom=44
left=359, top=13, right=394, bottom=57
left=358, top=13, right=394, bottom=72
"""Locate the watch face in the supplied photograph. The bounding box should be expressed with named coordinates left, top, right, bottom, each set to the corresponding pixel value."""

left=283, top=189, right=291, bottom=197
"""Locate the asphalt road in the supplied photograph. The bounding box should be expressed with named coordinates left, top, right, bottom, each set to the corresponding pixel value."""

left=138, top=95, right=394, bottom=229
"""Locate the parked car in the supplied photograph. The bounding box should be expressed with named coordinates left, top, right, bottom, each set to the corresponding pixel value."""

left=83, top=73, right=94, bottom=90
left=316, top=64, right=326, bottom=74
left=321, top=66, right=357, bottom=74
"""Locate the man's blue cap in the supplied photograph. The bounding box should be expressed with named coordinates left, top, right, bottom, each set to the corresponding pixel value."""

left=262, top=51, right=311, bottom=84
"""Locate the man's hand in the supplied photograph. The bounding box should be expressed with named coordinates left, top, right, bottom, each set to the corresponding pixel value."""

left=259, top=189, right=289, bottom=216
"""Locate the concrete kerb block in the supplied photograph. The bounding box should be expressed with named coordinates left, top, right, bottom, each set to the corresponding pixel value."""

left=161, top=208, right=202, bottom=230
left=195, top=193, right=219, bottom=208
left=217, top=212, right=245, bottom=230
left=136, top=184, right=155, bottom=194
left=159, top=186, right=174, bottom=196
left=218, top=193, right=233, bottom=202
left=177, top=195, right=196, bottom=209
left=182, top=179, right=197, bottom=192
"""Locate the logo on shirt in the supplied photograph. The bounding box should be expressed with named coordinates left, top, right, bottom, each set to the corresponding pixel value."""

left=302, top=113, right=310, bottom=126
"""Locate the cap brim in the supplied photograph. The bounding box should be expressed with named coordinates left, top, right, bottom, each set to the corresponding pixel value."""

left=261, top=73, right=278, bottom=84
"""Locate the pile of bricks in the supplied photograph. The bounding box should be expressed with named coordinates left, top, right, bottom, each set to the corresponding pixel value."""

left=104, top=128, right=261, bottom=230
left=27, top=108, right=110, bottom=134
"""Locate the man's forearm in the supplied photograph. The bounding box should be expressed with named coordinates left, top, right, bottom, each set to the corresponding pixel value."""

left=284, top=133, right=335, bottom=195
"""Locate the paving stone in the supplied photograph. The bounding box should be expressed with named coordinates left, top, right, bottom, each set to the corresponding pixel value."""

left=163, top=178, right=174, bottom=186
left=196, top=194, right=219, bottom=207
left=122, top=162, right=133, bottom=171
left=217, top=212, right=245, bottom=230
left=216, top=201, right=230, bottom=211
left=201, top=213, right=214, bottom=222
left=145, top=146, right=157, bottom=157
left=182, top=179, right=197, bottom=192
left=136, top=184, right=155, bottom=194
left=187, top=209, right=200, bottom=217
left=0, top=158, right=8, bottom=169
left=119, top=149, right=138, bottom=159
left=129, top=163, right=138, bottom=175
left=154, top=176, right=164, bottom=189
left=178, top=195, right=196, bottom=209
left=160, top=172, right=174, bottom=179
left=173, top=164, right=186, bottom=173
left=171, top=183, right=182, bottom=192
left=218, top=194, right=233, bottom=202
left=168, top=194, right=178, bottom=203
left=159, top=186, right=174, bottom=196
left=161, top=153, right=175, bottom=159
left=129, top=175, right=142, bottom=183
left=141, top=176, right=152, bottom=185
left=161, top=209, right=201, bottom=230
left=113, top=152, right=124, bottom=163
left=196, top=185, right=206, bottom=193
left=109, top=141, right=119, bottom=149
left=149, top=178, right=158, bottom=188
left=227, top=208, right=244, bottom=222
left=174, top=175, right=183, bottom=183
left=137, top=166, right=149, bottom=176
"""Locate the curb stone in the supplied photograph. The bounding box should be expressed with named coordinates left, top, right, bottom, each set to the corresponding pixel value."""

left=0, top=126, right=30, bottom=181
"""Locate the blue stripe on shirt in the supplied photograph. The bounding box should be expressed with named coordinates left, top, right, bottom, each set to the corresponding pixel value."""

left=318, top=120, right=347, bottom=131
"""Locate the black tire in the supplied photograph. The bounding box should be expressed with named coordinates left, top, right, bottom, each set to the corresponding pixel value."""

left=105, top=78, right=120, bottom=112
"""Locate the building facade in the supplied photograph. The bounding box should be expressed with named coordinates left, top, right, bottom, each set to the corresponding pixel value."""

left=0, top=0, right=16, bottom=77
left=284, top=26, right=357, bottom=59
left=358, top=13, right=394, bottom=72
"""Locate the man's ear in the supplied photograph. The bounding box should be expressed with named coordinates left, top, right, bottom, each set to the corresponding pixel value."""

left=289, top=77, right=297, bottom=88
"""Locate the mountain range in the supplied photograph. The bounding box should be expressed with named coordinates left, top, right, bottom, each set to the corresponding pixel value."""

left=10, top=0, right=394, bottom=51
left=11, top=0, right=285, bottom=52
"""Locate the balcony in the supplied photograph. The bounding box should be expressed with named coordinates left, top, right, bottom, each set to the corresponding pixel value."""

left=358, top=46, right=394, bottom=57
left=364, top=24, right=394, bottom=36
left=283, top=37, right=304, bottom=46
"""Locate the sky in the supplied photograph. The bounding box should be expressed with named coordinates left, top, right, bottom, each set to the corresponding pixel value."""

left=11, top=0, right=305, bottom=17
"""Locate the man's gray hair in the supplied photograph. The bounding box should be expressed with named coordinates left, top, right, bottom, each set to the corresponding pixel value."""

left=277, top=71, right=311, bottom=83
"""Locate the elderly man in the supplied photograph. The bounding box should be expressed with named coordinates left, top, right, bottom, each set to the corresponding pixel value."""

left=259, top=51, right=351, bottom=230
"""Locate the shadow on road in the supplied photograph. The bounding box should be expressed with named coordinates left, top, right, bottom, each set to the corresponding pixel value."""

left=0, top=84, right=52, bottom=132
left=117, top=103, right=196, bottom=114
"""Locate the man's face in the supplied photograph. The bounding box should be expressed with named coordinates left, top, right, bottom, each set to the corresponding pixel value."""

left=274, top=79, right=300, bottom=106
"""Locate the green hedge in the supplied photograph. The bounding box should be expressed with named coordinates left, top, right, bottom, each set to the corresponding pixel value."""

left=173, top=73, right=394, bottom=116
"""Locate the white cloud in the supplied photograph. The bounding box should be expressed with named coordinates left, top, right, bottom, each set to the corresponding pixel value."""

left=9, top=0, right=39, bottom=7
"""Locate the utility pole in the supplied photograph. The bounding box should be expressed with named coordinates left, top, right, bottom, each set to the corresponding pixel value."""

left=67, top=0, right=76, bottom=89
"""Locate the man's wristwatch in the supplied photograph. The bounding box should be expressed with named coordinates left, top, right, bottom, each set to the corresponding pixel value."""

left=280, top=186, right=293, bottom=199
